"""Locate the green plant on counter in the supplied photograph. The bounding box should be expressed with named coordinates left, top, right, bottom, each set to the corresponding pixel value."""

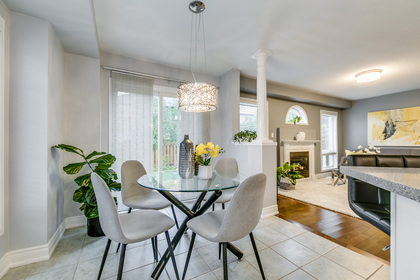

left=277, top=162, right=304, bottom=185
left=54, top=144, right=121, bottom=219
left=233, top=130, right=257, bottom=143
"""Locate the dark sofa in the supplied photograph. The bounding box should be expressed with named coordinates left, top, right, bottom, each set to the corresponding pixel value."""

left=346, top=154, right=420, bottom=235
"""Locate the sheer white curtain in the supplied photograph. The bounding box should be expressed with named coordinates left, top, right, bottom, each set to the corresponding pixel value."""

left=178, top=111, right=210, bottom=147
left=110, top=72, right=154, bottom=176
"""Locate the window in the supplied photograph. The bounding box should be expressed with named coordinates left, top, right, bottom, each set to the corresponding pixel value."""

left=285, top=105, right=308, bottom=125
left=239, top=98, right=257, bottom=131
left=0, top=16, right=4, bottom=236
left=110, top=73, right=209, bottom=207
left=321, top=110, right=338, bottom=171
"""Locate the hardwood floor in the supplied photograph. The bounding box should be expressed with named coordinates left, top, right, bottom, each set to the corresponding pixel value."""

left=277, top=195, right=390, bottom=264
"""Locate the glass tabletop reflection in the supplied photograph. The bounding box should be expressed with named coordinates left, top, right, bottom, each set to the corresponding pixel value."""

left=137, top=170, right=243, bottom=192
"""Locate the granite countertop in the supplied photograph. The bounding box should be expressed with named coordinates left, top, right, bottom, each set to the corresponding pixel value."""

left=340, top=166, right=420, bottom=202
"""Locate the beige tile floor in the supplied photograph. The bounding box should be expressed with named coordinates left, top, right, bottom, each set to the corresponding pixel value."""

left=2, top=214, right=390, bottom=280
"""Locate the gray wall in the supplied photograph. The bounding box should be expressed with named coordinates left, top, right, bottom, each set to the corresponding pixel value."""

left=240, top=92, right=343, bottom=174
left=9, top=12, right=49, bottom=250
left=343, top=89, right=420, bottom=153
left=63, top=53, right=100, bottom=219
left=211, top=69, right=240, bottom=151
left=268, top=97, right=342, bottom=174
left=9, top=12, right=65, bottom=251
left=241, top=76, right=352, bottom=109
left=47, top=24, right=65, bottom=240
left=0, top=0, right=10, bottom=260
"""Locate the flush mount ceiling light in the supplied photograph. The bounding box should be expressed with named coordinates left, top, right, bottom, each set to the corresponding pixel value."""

left=355, top=69, right=383, bottom=83
left=177, top=1, right=218, bottom=112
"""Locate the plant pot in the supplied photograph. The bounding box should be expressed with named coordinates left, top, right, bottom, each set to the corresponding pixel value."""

left=279, top=177, right=295, bottom=190
left=87, top=217, right=105, bottom=237
left=198, top=165, right=212, bottom=179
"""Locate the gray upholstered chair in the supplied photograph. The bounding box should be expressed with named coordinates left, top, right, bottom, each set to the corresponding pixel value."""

left=205, top=157, right=239, bottom=211
left=91, top=173, right=179, bottom=280
left=183, top=173, right=267, bottom=280
left=118, top=160, right=179, bottom=260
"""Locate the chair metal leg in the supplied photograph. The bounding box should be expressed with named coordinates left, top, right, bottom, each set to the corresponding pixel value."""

left=222, top=203, right=225, bottom=210
left=117, top=244, right=127, bottom=280
left=171, top=204, right=180, bottom=229
left=127, top=207, right=132, bottom=214
left=97, top=239, right=111, bottom=280
left=212, top=204, right=215, bottom=211
left=222, top=242, right=228, bottom=280
left=182, top=232, right=196, bottom=280
left=155, top=237, right=159, bottom=262
left=218, top=243, right=222, bottom=260
left=249, top=232, right=265, bottom=280
left=166, top=231, right=180, bottom=280
left=151, top=237, right=157, bottom=262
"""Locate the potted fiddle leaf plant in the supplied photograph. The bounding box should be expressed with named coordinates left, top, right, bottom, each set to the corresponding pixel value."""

left=54, top=144, right=121, bottom=236
left=277, top=162, right=304, bottom=190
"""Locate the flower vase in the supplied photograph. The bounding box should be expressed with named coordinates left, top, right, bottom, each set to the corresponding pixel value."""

left=198, top=165, right=212, bottom=179
left=179, top=135, right=194, bottom=179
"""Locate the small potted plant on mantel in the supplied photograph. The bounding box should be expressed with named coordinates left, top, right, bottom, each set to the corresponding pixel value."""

left=277, top=162, right=304, bottom=190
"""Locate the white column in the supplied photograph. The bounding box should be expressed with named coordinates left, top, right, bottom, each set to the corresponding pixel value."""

left=252, top=49, right=272, bottom=142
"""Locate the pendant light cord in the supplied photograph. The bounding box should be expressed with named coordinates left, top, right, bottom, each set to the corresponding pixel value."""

left=189, top=9, right=208, bottom=84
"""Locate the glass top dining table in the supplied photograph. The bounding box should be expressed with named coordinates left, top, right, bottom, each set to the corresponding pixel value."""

left=137, top=170, right=245, bottom=279
left=137, top=169, right=243, bottom=192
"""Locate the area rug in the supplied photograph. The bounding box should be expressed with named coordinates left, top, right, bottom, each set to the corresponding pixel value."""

left=278, top=176, right=360, bottom=218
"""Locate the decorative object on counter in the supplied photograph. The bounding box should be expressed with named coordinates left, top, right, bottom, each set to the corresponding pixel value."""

left=233, top=130, right=257, bottom=143
left=195, top=142, right=222, bottom=179
left=277, top=162, right=304, bottom=190
left=179, top=135, right=195, bottom=179
left=295, top=131, right=306, bottom=141
left=345, top=145, right=381, bottom=156
left=54, top=144, right=121, bottom=237
left=368, top=106, right=420, bottom=146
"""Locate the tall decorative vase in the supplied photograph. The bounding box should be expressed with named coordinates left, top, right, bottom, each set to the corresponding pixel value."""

left=179, top=135, right=195, bottom=179
left=198, top=165, right=213, bottom=179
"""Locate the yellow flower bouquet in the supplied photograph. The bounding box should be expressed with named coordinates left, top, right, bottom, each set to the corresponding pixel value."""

left=195, top=142, right=222, bottom=166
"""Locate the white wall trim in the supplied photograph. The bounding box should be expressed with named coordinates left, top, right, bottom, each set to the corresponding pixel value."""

left=0, top=221, right=66, bottom=278
left=47, top=221, right=65, bottom=256
left=261, top=205, right=279, bottom=219
left=64, top=215, right=86, bottom=229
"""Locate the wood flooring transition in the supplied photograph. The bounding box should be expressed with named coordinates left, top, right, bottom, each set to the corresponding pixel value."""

left=277, top=195, right=390, bottom=264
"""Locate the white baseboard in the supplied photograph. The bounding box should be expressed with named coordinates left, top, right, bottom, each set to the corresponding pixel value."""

left=262, top=205, right=279, bottom=219
left=48, top=221, right=65, bottom=256
left=0, top=221, right=66, bottom=278
left=64, top=215, right=86, bottom=229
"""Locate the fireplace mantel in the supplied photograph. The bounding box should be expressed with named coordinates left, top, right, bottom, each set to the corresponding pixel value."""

left=282, top=140, right=320, bottom=145
left=282, top=140, right=320, bottom=180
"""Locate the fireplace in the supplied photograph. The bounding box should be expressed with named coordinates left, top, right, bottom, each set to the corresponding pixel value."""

left=290, top=151, right=309, bottom=178
left=282, top=140, right=320, bottom=180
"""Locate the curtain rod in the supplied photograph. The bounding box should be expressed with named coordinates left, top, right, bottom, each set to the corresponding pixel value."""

left=101, top=66, right=189, bottom=84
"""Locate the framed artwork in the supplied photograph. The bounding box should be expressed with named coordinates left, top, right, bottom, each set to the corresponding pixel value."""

left=368, top=106, right=420, bottom=146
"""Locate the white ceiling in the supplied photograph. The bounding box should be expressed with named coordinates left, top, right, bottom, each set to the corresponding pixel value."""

left=4, top=0, right=420, bottom=101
